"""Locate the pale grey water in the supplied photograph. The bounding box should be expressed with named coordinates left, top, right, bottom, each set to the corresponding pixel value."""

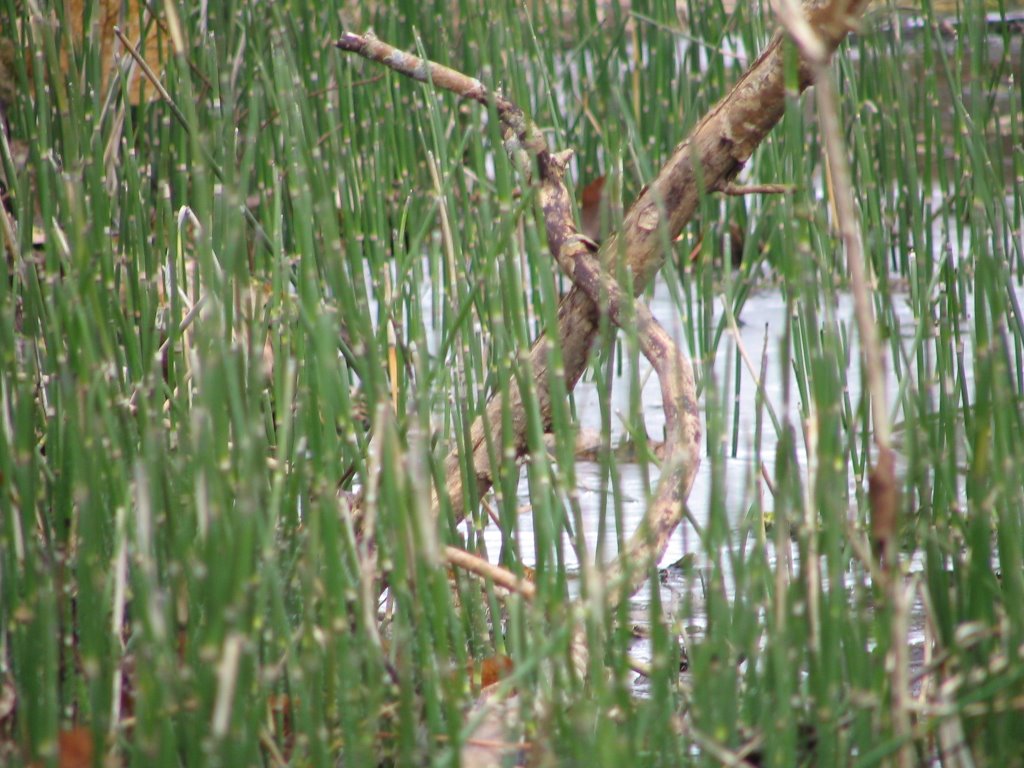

left=460, top=269, right=1023, bottom=678
left=394, top=6, right=1024, bottom=677
left=483, top=280, right=945, bottom=566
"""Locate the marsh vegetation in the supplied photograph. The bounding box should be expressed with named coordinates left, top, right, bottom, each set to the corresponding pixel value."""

left=1, top=0, right=1023, bottom=765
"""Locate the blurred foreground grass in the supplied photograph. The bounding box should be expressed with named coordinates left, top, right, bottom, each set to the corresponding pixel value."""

left=2, top=0, right=1024, bottom=765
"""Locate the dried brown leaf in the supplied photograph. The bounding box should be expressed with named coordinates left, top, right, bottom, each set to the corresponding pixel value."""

left=467, top=654, right=515, bottom=691
left=57, top=727, right=94, bottom=768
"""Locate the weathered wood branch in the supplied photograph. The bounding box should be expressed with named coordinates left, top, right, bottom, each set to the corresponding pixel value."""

left=424, top=0, right=868, bottom=527
left=334, top=5, right=871, bottom=759
left=336, top=27, right=701, bottom=599
left=566, top=246, right=700, bottom=598
left=336, top=0, right=869, bottom=559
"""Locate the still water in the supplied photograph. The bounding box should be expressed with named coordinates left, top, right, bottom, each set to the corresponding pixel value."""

left=465, top=268, right=1022, bottom=679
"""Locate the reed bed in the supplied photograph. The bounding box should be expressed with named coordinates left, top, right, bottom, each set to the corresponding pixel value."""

left=1, top=0, right=1022, bottom=765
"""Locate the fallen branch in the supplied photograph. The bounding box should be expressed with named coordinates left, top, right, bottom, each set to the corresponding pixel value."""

left=337, top=29, right=701, bottom=602
left=334, top=5, right=870, bottom=758
left=337, top=0, right=868, bottom=546
left=444, top=545, right=536, bottom=601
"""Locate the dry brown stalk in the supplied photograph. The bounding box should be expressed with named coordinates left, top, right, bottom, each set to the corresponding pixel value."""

left=443, top=545, right=536, bottom=601
left=776, top=0, right=906, bottom=763
left=718, top=182, right=796, bottom=196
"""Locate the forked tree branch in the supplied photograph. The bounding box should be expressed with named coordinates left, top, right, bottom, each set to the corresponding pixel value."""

left=334, top=6, right=872, bottom=760
left=336, top=0, right=869, bottom=579
left=337, top=27, right=700, bottom=600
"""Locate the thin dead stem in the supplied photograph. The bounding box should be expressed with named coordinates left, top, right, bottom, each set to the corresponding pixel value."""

left=776, top=0, right=907, bottom=761
left=717, top=182, right=796, bottom=196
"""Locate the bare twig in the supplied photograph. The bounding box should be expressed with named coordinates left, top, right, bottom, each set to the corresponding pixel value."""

left=335, top=0, right=869, bottom=556
left=717, top=182, right=796, bottom=196
left=444, top=543, right=658, bottom=680
left=113, top=25, right=184, bottom=127
left=336, top=35, right=708, bottom=731
left=336, top=28, right=703, bottom=603
left=443, top=545, right=536, bottom=601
